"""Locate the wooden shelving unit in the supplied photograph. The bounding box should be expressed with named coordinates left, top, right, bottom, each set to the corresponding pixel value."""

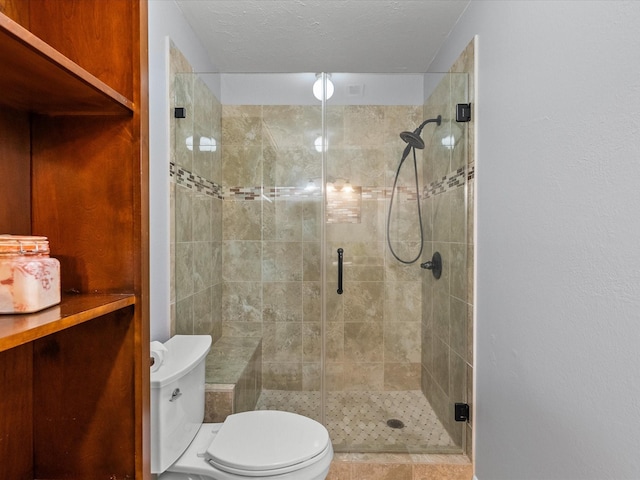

left=0, top=294, right=136, bottom=352
left=0, top=1, right=149, bottom=478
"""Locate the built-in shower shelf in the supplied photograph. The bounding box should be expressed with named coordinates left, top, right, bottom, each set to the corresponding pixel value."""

left=0, top=293, right=135, bottom=352
left=204, top=336, right=262, bottom=421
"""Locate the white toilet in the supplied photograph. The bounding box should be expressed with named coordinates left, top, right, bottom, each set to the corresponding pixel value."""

left=151, top=335, right=333, bottom=480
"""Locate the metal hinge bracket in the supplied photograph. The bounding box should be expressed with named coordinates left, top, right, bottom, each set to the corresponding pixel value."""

left=454, top=402, right=470, bottom=422
left=456, top=103, right=471, bottom=122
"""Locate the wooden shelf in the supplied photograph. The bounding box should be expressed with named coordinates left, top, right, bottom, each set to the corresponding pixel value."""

left=0, top=12, right=134, bottom=115
left=0, top=293, right=136, bottom=352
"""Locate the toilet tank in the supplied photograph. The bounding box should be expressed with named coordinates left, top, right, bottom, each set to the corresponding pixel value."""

left=150, top=335, right=212, bottom=474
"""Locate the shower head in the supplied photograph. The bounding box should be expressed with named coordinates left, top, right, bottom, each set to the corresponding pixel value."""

left=399, top=130, right=426, bottom=150
left=399, top=115, right=442, bottom=150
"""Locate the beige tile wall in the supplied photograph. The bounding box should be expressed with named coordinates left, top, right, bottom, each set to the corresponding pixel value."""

left=221, top=103, right=435, bottom=394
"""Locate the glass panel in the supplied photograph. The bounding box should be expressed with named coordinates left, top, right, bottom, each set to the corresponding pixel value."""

left=421, top=72, right=470, bottom=453
left=172, top=71, right=224, bottom=345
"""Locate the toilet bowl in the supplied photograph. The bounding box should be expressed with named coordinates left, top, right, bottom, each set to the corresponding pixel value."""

left=151, top=335, right=333, bottom=480
left=160, top=412, right=333, bottom=480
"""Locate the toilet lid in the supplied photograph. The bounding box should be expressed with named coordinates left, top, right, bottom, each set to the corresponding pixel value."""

left=205, top=410, right=330, bottom=474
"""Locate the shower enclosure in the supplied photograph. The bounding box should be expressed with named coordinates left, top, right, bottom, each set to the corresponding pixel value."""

left=171, top=67, right=471, bottom=455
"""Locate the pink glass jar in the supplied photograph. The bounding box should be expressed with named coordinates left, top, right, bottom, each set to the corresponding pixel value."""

left=0, top=235, right=61, bottom=314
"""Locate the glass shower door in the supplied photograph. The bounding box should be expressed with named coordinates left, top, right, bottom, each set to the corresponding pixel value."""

left=322, top=72, right=470, bottom=453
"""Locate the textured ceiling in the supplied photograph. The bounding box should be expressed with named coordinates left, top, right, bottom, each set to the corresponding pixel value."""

left=175, top=0, right=470, bottom=73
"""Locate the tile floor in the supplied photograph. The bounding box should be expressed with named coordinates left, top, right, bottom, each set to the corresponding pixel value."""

left=256, top=389, right=459, bottom=453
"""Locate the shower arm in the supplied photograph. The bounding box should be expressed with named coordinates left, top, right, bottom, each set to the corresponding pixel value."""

left=416, top=116, right=441, bottom=131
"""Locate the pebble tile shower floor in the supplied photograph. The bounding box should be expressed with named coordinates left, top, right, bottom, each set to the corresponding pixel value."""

left=256, top=390, right=457, bottom=453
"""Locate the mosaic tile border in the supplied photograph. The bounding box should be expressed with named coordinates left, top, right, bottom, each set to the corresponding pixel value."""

left=327, top=187, right=362, bottom=224
left=424, top=166, right=471, bottom=199
left=226, top=186, right=323, bottom=201
left=226, top=186, right=263, bottom=201
left=170, top=162, right=223, bottom=199
left=170, top=163, right=474, bottom=201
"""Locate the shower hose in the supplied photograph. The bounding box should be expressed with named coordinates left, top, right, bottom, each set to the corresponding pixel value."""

left=386, top=146, right=424, bottom=264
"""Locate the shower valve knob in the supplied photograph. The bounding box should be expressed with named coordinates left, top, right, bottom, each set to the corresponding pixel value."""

left=420, top=252, right=442, bottom=279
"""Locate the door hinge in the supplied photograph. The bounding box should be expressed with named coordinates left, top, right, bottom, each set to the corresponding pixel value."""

left=456, top=103, right=471, bottom=122
left=454, top=402, right=470, bottom=422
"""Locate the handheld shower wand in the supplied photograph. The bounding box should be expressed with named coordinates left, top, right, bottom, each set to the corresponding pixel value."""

left=387, top=115, right=442, bottom=264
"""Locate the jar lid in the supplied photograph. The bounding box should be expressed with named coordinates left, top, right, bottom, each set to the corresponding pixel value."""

left=0, top=235, right=50, bottom=255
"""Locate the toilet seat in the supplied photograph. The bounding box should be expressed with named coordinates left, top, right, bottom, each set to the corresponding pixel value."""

left=164, top=412, right=333, bottom=480
left=205, top=411, right=330, bottom=476
left=206, top=443, right=332, bottom=477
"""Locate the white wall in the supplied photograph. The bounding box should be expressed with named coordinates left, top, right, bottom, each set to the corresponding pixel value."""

left=430, top=2, right=640, bottom=479
left=148, top=0, right=218, bottom=341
